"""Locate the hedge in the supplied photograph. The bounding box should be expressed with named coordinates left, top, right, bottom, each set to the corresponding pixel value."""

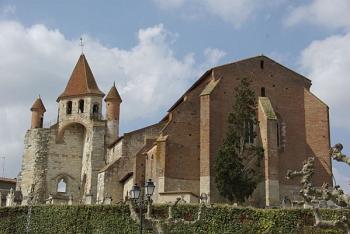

left=0, top=204, right=349, bottom=233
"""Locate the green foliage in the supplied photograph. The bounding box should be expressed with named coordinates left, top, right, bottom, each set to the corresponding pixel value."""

left=0, top=205, right=138, bottom=234
left=215, top=77, right=264, bottom=203
left=0, top=205, right=349, bottom=233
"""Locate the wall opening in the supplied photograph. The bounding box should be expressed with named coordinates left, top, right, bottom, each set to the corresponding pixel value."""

left=66, top=101, right=72, bottom=114
left=79, top=99, right=84, bottom=113
left=277, top=122, right=280, bottom=147
left=40, top=117, right=43, bottom=128
left=57, top=178, right=67, bottom=193
left=244, top=119, right=254, bottom=144
left=261, top=87, right=266, bottom=97
left=92, top=104, right=99, bottom=114
left=260, top=60, right=264, bottom=69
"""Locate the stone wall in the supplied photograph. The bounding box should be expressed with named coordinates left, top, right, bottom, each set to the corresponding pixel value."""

left=20, top=128, right=50, bottom=204
left=97, top=123, right=163, bottom=203
left=45, top=124, right=85, bottom=203
left=106, top=139, right=123, bottom=164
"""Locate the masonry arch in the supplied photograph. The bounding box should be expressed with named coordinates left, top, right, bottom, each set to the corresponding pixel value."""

left=56, top=121, right=88, bottom=143
left=53, top=173, right=74, bottom=194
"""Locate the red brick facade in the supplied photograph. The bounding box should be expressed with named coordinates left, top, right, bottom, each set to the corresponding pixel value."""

left=144, top=55, right=331, bottom=206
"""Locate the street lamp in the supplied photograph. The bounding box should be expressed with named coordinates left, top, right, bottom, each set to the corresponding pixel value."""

left=130, top=184, right=141, bottom=200
left=145, top=179, right=155, bottom=197
left=129, top=179, right=155, bottom=234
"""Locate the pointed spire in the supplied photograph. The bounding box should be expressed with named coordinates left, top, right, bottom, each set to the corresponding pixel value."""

left=31, top=96, right=46, bottom=112
left=57, top=54, right=104, bottom=101
left=105, top=82, right=122, bottom=102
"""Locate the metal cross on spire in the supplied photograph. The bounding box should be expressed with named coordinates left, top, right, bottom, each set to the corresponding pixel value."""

left=80, top=37, right=84, bottom=54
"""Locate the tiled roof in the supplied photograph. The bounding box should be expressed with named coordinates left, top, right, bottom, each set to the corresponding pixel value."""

left=30, top=97, right=46, bottom=112
left=57, top=54, right=104, bottom=101
left=105, top=83, right=122, bottom=102
left=0, top=177, right=16, bottom=183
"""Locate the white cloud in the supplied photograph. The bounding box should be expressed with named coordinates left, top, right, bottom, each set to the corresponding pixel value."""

left=152, top=0, right=185, bottom=9
left=0, top=21, right=225, bottom=178
left=300, top=33, right=350, bottom=129
left=152, top=0, right=262, bottom=28
left=286, top=0, right=350, bottom=29
left=203, top=48, right=226, bottom=68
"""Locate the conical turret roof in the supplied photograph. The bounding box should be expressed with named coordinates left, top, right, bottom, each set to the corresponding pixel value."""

left=105, top=82, right=122, bottom=102
left=57, top=54, right=104, bottom=101
left=31, top=97, right=46, bottom=112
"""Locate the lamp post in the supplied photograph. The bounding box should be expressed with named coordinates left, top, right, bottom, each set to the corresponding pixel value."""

left=130, top=179, right=155, bottom=234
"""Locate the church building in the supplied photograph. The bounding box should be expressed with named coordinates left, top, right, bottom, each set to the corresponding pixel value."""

left=18, top=53, right=332, bottom=207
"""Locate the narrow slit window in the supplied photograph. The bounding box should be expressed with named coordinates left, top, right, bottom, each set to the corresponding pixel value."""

left=79, top=99, right=84, bottom=113
left=261, top=87, right=266, bottom=97
left=277, top=123, right=280, bottom=147
left=244, top=119, right=254, bottom=144
left=260, top=60, right=264, bottom=69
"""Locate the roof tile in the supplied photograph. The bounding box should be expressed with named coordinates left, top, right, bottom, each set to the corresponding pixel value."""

left=57, top=54, right=104, bottom=101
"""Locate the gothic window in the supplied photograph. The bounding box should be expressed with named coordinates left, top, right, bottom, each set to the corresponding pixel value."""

left=66, top=101, right=72, bottom=115
left=92, top=104, right=99, bottom=114
left=57, top=178, right=67, bottom=193
left=79, top=99, right=84, bottom=113
left=244, top=119, right=254, bottom=144
left=261, top=87, right=266, bottom=97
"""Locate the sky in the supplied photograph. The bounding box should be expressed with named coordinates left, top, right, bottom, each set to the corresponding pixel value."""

left=0, top=0, right=349, bottom=193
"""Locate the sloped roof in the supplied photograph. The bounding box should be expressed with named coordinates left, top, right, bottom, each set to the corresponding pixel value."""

left=166, top=55, right=312, bottom=113
left=30, top=97, right=46, bottom=112
left=57, top=54, right=104, bottom=101
left=105, top=83, right=122, bottom=102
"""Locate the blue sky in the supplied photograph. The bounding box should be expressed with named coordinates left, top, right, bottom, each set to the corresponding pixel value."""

left=0, top=0, right=349, bottom=192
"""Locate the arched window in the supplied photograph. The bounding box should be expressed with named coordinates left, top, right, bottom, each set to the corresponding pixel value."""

left=79, top=99, right=84, bottom=113
left=92, top=104, right=99, bottom=114
left=57, top=178, right=67, bottom=193
left=66, top=101, right=72, bottom=115
left=244, top=119, right=254, bottom=144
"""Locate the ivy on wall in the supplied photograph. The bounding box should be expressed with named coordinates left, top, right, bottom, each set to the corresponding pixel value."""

left=0, top=204, right=349, bottom=233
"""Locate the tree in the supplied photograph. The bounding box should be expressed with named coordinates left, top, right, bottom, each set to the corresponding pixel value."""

left=215, top=77, right=263, bottom=203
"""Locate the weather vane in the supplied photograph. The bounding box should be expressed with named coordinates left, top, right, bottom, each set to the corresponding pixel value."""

left=80, top=37, right=84, bottom=54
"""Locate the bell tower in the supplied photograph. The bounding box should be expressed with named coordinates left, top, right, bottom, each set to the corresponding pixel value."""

left=56, top=54, right=105, bottom=127
left=56, top=53, right=106, bottom=203
left=105, top=82, right=122, bottom=145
